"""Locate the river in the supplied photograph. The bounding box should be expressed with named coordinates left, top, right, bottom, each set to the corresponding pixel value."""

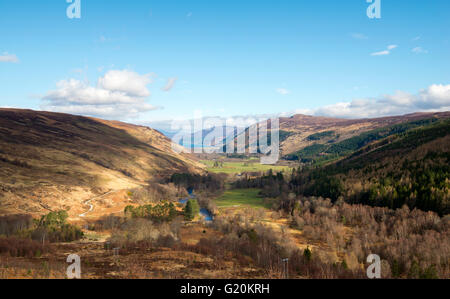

left=178, top=191, right=213, bottom=222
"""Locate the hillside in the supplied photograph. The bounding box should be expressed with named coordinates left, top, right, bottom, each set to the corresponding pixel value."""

left=290, top=119, right=450, bottom=215
left=222, top=112, right=450, bottom=158
left=279, top=112, right=450, bottom=156
left=0, top=109, right=202, bottom=217
left=285, top=117, right=446, bottom=164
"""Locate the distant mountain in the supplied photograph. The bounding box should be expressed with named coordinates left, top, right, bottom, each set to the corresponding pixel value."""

left=0, top=109, right=203, bottom=216
left=154, top=124, right=240, bottom=150
left=279, top=112, right=450, bottom=156
left=223, top=111, right=450, bottom=158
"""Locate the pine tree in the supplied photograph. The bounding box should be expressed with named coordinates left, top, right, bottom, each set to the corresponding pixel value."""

left=184, top=199, right=200, bottom=221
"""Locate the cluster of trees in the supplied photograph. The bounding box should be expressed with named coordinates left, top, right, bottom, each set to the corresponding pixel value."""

left=0, top=214, right=33, bottom=237
left=279, top=196, right=449, bottom=278
left=289, top=169, right=344, bottom=202
left=306, top=131, right=335, bottom=141
left=234, top=169, right=288, bottom=198
left=124, top=198, right=212, bottom=224
left=109, top=218, right=182, bottom=250
left=0, top=211, right=83, bottom=257
left=124, top=202, right=178, bottom=223
left=184, top=212, right=365, bottom=278
left=234, top=168, right=343, bottom=202
left=32, top=211, right=84, bottom=243
left=285, top=144, right=329, bottom=163
left=170, top=173, right=225, bottom=194
left=234, top=168, right=342, bottom=203
left=358, top=153, right=449, bottom=215
left=0, top=237, right=47, bottom=258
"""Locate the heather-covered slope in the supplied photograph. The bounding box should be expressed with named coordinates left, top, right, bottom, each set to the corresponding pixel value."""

left=0, top=109, right=202, bottom=216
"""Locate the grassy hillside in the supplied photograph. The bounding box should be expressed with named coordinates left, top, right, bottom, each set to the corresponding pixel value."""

left=0, top=109, right=201, bottom=216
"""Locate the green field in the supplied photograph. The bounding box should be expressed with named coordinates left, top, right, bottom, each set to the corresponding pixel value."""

left=201, top=160, right=291, bottom=174
left=215, top=189, right=272, bottom=209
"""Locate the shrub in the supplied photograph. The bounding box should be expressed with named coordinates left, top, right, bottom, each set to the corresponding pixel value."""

left=0, top=237, right=47, bottom=258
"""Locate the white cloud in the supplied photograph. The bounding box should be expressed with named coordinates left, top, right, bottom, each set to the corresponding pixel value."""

left=417, top=84, right=450, bottom=108
left=276, top=88, right=290, bottom=95
left=412, top=36, right=421, bottom=41
left=351, top=33, right=368, bottom=40
left=98, top=70, right=155, bottom=97
left=371, top=50, right=390, bottom=56
left=371, top=45, right=398, bottom=56
left=41, top=70, right=157, bottom=119
left=412, top=47, right=428, bottom=54
left=162, top=77, right=178, bottom=92
left=0, top=53, right=19, bottom=63
left=352, top=85, right=368, bottom=91
left=295, top=84, right=450, bottom=119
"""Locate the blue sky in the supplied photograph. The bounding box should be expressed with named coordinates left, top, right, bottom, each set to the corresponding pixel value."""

left=1, top=0, right=450, bottom=124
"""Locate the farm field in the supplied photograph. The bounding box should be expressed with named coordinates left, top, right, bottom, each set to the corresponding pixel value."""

left=201, top=160, right=292, bottom=174
left=214, top=188, right=274, bottom=209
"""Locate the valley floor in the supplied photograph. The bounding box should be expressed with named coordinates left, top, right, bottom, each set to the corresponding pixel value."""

left=0, top=223, right=277, bottom=279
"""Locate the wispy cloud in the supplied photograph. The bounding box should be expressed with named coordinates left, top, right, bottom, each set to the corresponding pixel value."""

left=350, top=33, right=368, bottom=40
left=162, top=78, right=178, bottom=92
left=371, top=45, right=398, bottom=56
left=0, top=52, right=19, bottom=63
left=371, top=50, right=390, bottom=56
left=412, top=36, right=421, bottom=41
left=276, top=88, right=290, bottom=95
left=412, top=47, right=428, bottom=54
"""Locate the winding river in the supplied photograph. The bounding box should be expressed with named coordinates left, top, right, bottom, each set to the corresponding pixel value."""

left=179, top=191, right=213, bottom=222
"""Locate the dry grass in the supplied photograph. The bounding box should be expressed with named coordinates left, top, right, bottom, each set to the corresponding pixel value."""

left=0, top=109, right=202, bottom=218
